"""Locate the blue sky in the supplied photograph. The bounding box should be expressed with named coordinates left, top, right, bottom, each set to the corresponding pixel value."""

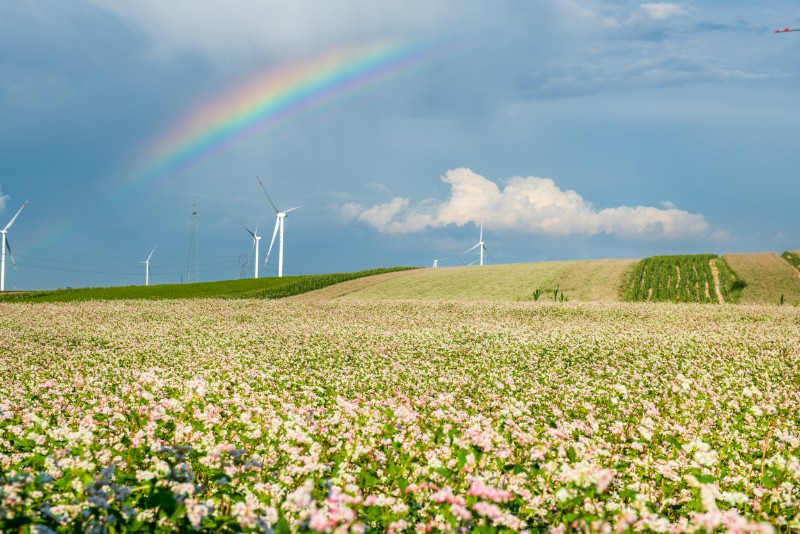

left=1, top=1, right=799, bottom=289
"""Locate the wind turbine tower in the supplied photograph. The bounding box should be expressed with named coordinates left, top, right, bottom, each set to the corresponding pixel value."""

left=142, top=247, right=156, bottom=286
left=246, top=223, right=261, bottom=278
left=257, top=176, right=301, bottom=278
left=464, top=222, right=487, bottom=266
left=1, top=200, right=28, bottom=292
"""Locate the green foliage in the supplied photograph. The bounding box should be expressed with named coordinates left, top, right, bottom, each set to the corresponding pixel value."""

left=0, top=267, right=418, bottom=303
left=623, top=255, right=743, bottom=303
left=716, top=257, right=745, bottom=304
left=729, top=279, right=748, bottom=291
left=528, top=286, right=568, bottom=302
left=781, top=251, right=800, bottom=271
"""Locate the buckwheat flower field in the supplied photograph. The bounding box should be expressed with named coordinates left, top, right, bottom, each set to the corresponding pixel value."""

left=1, top=300, right=799, bottom=533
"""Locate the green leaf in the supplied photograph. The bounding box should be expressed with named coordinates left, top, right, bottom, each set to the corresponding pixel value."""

left=275, top=515, right=291, bottom=534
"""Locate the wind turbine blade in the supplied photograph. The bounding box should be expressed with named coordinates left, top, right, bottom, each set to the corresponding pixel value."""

left=146, top=247, right=156, bottom=262
left=264, top=216, right=280, bottom=266
left=282, top=206, right=302, bottom=215
left=479, top=222, right=483, bottom=242
left=3, top=199, right=29, bottom=232
left=256, top=176, right=279, bottom=213
left=464, top=243, right=480, bottom=254
left=5, top=238, right=16, bottom=269
left=245, top=227, right=256, bottom=239
left=775, top=26, right=800, bottom=33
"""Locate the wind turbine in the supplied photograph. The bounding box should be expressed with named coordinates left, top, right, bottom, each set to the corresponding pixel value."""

left=245, top=222, right=261, bottom=278
left=257, top=176, right=301, bottom=278
left=1, top=199, right=28, bottom=292
left=142, top=247, right=156, bottom=286
left=464, top=222, right=487, bottom=266
left=432, top=258, right=447, bottom=269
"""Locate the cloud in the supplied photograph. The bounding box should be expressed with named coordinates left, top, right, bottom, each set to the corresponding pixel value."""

left=0, top=185, right=8, bottom=213
left=86, top=0, right=468, bottom=64
left=640, top=3, right=687, bottom=21
left=343, top=168, right=709, bottom=239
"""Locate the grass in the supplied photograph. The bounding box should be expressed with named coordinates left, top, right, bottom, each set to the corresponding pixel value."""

left=623, top=254, right=742, bottom=303
left=327, top=259, right=638, bottom=302
left=0, top=267, right=417, bottom=303
left=782, top=250, right=800, bottom=271
left=723, top=253, right=800, bottom=305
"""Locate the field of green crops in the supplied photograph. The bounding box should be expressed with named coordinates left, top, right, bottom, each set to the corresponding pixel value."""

left=0, top=268, right=415, bottom=303
left=2, top=299, right=799, bottom=532
left=623, top=255, right=742, bottom=304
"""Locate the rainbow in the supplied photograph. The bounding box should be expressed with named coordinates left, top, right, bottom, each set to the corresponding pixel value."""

left=117, top=40, right=442, bottom=199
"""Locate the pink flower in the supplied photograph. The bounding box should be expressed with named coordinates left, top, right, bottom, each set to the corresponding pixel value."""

left=308, top=510, right=332, bottom=532
left=473, top=501, right=502, bottom=521
left=467, top=480, right=512, bottom=502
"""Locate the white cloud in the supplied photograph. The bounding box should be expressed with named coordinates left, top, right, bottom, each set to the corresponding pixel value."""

left=343, top=168, right=709, bottom=239
left=0, top=186, right=9, bottom=213
left=640, top=3, right=687, bottom=21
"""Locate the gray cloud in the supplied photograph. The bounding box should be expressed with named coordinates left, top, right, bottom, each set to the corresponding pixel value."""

left=343, top=168, right=710, bottom=239
left=86, top=0, right=481, bottom=65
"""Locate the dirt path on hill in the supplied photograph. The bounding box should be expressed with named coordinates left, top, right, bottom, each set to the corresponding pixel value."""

left=709, top=259, right=724, bottom=304
left=285, top=269, right=424, bottom=301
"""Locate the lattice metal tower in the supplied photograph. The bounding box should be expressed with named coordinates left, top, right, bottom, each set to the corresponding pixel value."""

left=187, top=199, right=199, bottom=283
left=238, top=254, right=248, bottom=279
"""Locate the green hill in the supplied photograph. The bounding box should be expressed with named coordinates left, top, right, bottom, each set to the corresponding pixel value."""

left=0, top=268, right=416, bottom=303
left=5, top=252, right=799, bottom=305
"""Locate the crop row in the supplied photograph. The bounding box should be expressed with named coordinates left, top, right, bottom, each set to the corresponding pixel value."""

left=624, top=255, right=743, bottom=303
left=1, top=300, right=798, bottom=532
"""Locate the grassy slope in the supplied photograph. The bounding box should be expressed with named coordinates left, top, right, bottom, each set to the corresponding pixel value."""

left=332, top=260, right=638, bottom=302
left=782, top=251, right=800, bottom=270
left=0, top=268, right=416, bottom=303
left=723, top=253, right=800, bottom=305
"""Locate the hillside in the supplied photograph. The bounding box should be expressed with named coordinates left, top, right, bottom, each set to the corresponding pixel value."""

left=723, top=253, right=800, bottom=305
left=301, top=259, right=637, bottom=302
left=0, top=268, right=416, bottom=303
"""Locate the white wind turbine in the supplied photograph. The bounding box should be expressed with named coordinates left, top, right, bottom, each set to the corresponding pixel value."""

left=257, top=176, right=301, bottom=278
left=464, top=222, right=487, bottom=266
left=432, top=258, right=447, bottom=269
left=245, top=222, right=261, bottom=278
left=142, top=247, right=156, bottom=286
left=1, top=199, right=28, bottom=292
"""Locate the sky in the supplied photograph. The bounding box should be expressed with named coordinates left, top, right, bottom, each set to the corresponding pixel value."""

left=1, top=0, right=799, bottom=289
